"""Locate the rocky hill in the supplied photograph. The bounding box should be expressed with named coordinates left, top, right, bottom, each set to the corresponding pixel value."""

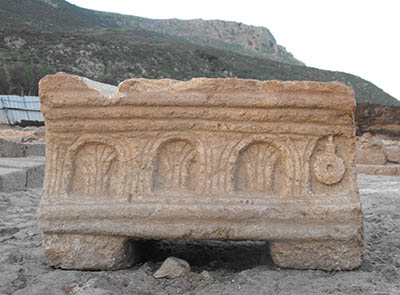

left=0, top=0, right=302, bottom=65
left=0, top=0, right=399, bottom=106
left=132, top=18, right=304, bottom=65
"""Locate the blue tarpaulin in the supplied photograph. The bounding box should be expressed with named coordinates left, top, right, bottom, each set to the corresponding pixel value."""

left=0, top=96, right=43, bottom=125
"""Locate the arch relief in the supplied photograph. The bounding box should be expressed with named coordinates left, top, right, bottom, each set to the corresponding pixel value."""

left=70, top=143, right=118, bottom=197
left=153, top=139, right=199, bottom=192
left=235, top=142, right=283, bottom=193
left=226, top=136, right=294, bottom=197
left=144, top=133, right=207, bottom=194
left=63, top=136, right=127, bottom=197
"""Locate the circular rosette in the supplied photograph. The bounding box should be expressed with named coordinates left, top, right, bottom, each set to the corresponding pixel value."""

left=313, top=153, right=345, bottom=185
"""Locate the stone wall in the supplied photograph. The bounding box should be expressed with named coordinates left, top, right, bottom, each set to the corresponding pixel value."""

left=356, top=133, right=400, bottom=176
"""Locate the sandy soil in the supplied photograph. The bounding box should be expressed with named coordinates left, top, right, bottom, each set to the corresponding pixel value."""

left=0, top=174, right=399, bottom=295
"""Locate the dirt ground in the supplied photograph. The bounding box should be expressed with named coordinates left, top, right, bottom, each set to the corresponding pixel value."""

left=1, top=174, right=399, bottom=295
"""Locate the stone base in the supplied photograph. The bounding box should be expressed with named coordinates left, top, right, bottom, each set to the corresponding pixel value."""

left=42, top=233, right=141, bottom=270
left=269, top=236, right=363, bottom=270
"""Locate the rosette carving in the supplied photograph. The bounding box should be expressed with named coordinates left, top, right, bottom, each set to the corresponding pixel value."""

left=313, top=136, right=345, bottom=185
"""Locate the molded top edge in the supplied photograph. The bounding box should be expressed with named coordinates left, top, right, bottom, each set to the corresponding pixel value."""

left=39, top=73, right=356, bottom=112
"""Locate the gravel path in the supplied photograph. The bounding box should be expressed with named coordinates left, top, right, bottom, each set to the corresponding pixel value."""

left=1, top=174, right=399, bottom=295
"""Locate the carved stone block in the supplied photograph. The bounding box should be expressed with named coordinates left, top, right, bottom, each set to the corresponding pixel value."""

left=38, top=73, right=363, bottom=270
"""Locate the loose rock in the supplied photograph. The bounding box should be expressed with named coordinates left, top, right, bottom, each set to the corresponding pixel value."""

left=153, top=257, right=191, bottom=279
left=385, top=146, right=400, bottom=163
left=200, top=270, right=213, bottom=280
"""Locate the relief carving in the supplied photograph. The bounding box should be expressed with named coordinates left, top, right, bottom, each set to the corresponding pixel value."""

left=39, top=74, right=362, bottom=271
left=70, top=143, right=119, bottom=197
left=313, top=136, right=346, bottom=185
left=235, top=142, right=285, bottom=195
left=153, top=139, right=199, bottom=192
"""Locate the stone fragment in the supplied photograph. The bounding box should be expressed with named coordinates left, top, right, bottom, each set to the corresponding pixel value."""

left=356, top=164, right=400, bottom=176
left=33, top=126, right=46, bottom=138
left=153, top=257, right=191, bottom=279
left=385, top=146, right=400, bottom=163
left=356, top=148, right=387, bottom=165
left=360, top=139, right=384, bottom=150
left=38, top=73, right=363, bottom=270
left=359, top=132, right=373, bottom=143
left=200, top=270, right=213, bottom=280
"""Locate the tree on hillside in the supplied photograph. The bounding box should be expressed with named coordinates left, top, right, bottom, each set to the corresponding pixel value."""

left=0, top=68, right=8, bottom=94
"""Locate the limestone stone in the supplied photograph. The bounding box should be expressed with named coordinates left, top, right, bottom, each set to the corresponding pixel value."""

left=0, top=138, right=25, bottom=157
left=25, top=143, right=46, bottom=157
left=0, top=167, right=26, bottom=192
left=38, top=73, right=363, bottom=270
left=200, top=270, right=213, bottom=280
left=269, top=233, right=363, bottom=270
left=0, top=157, right=46, bottom=191
left=356, top=164, right=400, bottom=176
left=42, top=233, right=141, bottom=270
left=385, top=146, right=400, bottom=163
left=356, top=148, right=387, bottom=165
left=153, top=257, right=191, bottom=279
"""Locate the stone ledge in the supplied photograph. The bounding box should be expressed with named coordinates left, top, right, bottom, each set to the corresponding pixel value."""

left=0, top=156, right=45, bottom=192
left=356, top=164, right=400, bottom=176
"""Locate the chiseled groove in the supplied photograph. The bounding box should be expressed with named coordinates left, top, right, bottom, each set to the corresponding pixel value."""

left=45, top=100, right=353, bottom=113
left=46, top=117, right=352, bottom=128
left=45, top=105, right=352, bottom=124
left=47, top=119, right=354, bottom=136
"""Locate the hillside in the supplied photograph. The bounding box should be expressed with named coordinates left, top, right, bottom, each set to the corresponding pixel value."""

left=0, top=0, right=302, bottom=65
left=0, top=0, right=398, bottom=106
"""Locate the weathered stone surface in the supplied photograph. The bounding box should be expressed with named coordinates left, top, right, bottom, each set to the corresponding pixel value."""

left=355, top=135, right=400, bottom=175
left=38, top=73, right=363, bottom=270
left=0, top=167, right=26, bottom=192
left=42, top=233, right=141, bottom=270
left=200, top=270, right=213, bottom=280
left=0, top=157, right=46, bottom=192
left=356, top=148, right=387, bottom=165
left=0, top=138, right=25, bottom=157
left=153, top=257, right=191, bottom=279
left=25, top=143, right=46, bottom=157
left=385, top=146, right=400, bottom=163
left=269, top=234, right=364, bottom=270
left=357, top=164, right=400, bottom=176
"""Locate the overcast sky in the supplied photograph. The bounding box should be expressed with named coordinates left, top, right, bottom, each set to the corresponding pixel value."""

left=67, top=0, right=400, bottom=101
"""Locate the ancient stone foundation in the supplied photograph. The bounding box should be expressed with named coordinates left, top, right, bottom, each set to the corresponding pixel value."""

left=38, top=73, right=363, bottom=270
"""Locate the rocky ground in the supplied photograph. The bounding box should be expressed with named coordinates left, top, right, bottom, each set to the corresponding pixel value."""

left=0, top=125, right=45, bottom=144
left=0, top=174, right=399, bottom=295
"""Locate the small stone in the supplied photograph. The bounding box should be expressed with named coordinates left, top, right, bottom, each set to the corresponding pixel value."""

left=200, top=270, right=212, bottom=280
left=153, top=257, right=190, bottom=279
left=33, top=126, right=45, bottom=138
left=356, top=148, right=386, bottom=165
left=385, top=146, right=400, bottom=163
